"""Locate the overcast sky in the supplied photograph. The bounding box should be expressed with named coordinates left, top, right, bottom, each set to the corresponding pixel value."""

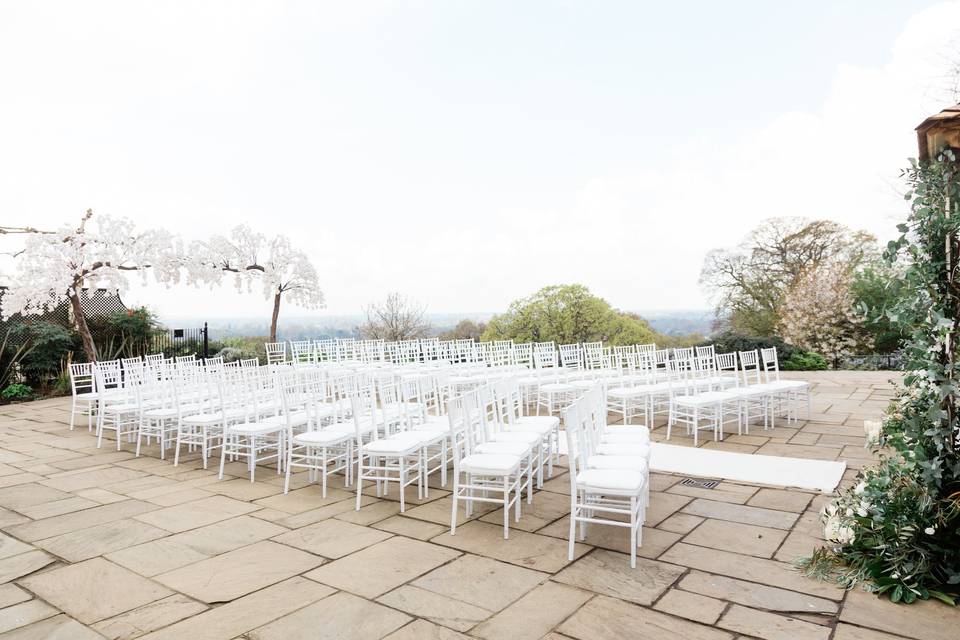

left=1, top=1, right=959, bottom=321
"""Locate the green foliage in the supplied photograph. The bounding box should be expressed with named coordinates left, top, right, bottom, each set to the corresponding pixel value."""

left=86, top=307, right=160, bottom=360
left=801, top=150, right=960, bottom=603
left=782, top=351, right=827, bottom=371
left=850, top=261, right=909, bottom=354
left=215, top=336, right=267, bottom=364
left=1, top=384, right=33, bottom=401
left=0, top=327, right=37, bottom=390
left=481, top=285, right=657, bottom=346
left=6, top=322, right=76, bottom=386
left=702, top=330, right=802, bottom=361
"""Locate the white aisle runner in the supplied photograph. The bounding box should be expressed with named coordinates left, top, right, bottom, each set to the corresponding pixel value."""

left=649, top=443, right=846, bottom=493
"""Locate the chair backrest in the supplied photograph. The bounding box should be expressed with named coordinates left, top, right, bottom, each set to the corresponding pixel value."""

left=582, top=342, right=605, bottom=369
left=759, top=347, right=782, bottom=382
left=512, top=343, right=532, bottom=367
left=350, top=381, right=378, bottom=445
left=69, top=362, right=96, bottom=396
left=490, top=341, right=513, bottom=367
left=637, top=343, right=657, bottom=355
left=534, top=342, right=557, bottom=368
left=695, top=345, right=716, bottom=359
left=289, top=340, right=313, bottom=364
left=559, top=343, right=583, bottom=370
left=420, top=338, right=440, bottom=362
left=95, top=360, right=123, bottom=393
left=337, top=338, right=358, bottom=362
left=738, top=350, right=764, bottom=386
left=562, top=398, right=596, bottom=490
left=715, top=352, right=739, bottom=386
left=265, top=342, right=287, bottom=365
left=313, top=339, right=336, bottom=362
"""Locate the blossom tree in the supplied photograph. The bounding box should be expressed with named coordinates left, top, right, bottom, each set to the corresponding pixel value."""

left=778, top=261, right=874, bottom=365
left=189, top=226, right=324, bottom=342
left=1, top=210, right=181, bottom=361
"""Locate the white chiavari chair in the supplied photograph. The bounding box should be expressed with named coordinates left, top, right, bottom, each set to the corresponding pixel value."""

left=68, top=362, right=97, bottom=431
left=563, top=394, right=647, bottom=567
left=448, top=390, right=527, bottom=539
left=760, top=347, right=811, bottom=423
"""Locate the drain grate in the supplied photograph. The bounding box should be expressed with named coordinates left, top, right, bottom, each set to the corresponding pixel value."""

left=679, top=477, right=720, bottom=490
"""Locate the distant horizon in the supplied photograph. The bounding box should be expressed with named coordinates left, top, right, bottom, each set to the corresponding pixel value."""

left=157, top=308, right=715, bottom=322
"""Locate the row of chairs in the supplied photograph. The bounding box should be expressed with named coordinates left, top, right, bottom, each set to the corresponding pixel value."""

left=266, top=337, right=654, bottom=370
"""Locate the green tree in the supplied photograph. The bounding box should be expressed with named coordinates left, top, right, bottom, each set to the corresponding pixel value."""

left=481, top=285, right=657, bottom=346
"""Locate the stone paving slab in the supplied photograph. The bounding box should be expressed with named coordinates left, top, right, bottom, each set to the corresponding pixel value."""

left=0, top=373, right=955, bottom=639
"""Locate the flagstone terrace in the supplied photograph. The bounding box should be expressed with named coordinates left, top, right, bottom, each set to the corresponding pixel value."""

left=0, top=371, right=955, bottom=640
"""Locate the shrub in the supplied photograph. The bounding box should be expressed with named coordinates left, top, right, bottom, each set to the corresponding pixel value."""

left=7, top=322, right=76, bottom=386
left=216, top=336, right=268, bottom=364
left=87, top=307, right=160, bottom=360
left=1, top=384, right=33, bottom=401
left=215, top=347, right=244, bottom=363
left=783, top=351, right=828, bottom=371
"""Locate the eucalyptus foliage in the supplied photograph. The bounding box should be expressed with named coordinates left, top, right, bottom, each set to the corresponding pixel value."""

left=801, top=150, right=960, bottom=604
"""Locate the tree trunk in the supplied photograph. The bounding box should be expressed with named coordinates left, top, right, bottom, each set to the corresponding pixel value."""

left=270, top=290, right=282, bottom=343
left=69, top=288, right=98, bottom=361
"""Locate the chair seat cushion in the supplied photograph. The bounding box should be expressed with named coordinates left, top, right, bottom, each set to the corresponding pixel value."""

left=489, top=431, right=541, bottom=446
left=765, top=380, right=808, bottom=390
left=504, top=422, right=554, bottom=436
left=515, top=415, right=560, bottom=429
left=226, top=422, right=283, bottom=435
left=475, top=441, right=530, bottom=456
left=595, top=442, right=650, bottom=457
left=604, top=425, right=650, bottom=438
left=600, top=432, right=650, bottom=445
left=460, top=453, right=523, bottom=475
left=540, top=383, right=576, bottom=393
left=673, top=391, right=736, bottom=406
left=293, top=429, right=352, bottom=445
left=143, top=407, right=178, bottom=419
left=725, top=385, right=772, bottom=397
left=576, top=468, right=645, bottom=492
left=587, top=454, right=648, bottom=472
left=261, top=411, right=310, bottom=427
left=102, top=403, right=139, bottom=414
left=362, top=434, right=425, bottom=455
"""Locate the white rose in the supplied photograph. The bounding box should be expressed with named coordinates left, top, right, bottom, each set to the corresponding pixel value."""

left=863, top=420, right=882, bottom=445
left=836, top=526, right=856, bottom=546
left=854, top=482, right=866, bottom=495
left=925, top=527, right=936, bottom=535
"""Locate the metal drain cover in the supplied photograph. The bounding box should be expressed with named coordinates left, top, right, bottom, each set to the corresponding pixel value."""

left=680, top=477, right=720, bottom=490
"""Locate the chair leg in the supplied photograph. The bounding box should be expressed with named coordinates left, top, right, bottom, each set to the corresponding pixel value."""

left=450, top=473, right=459, bottom=535
left=218, top=436, right=228, bottom=480
left=355, top=453, right=364, bottom=511
left=502, top=476, right=509, bottom=539
left=568, top=492, right=577, bottom=561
